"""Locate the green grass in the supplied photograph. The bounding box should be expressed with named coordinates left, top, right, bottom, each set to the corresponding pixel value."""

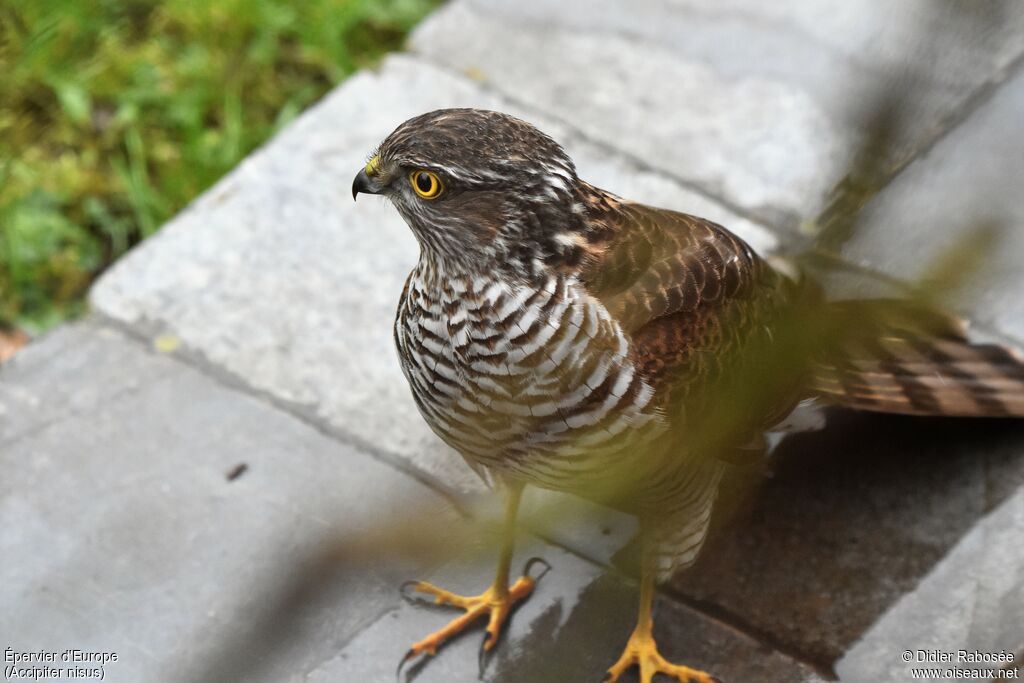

left=0, top=0, right=439, bottom=332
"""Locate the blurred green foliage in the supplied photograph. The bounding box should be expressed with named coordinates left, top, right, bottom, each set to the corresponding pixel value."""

left=0, top=0, right=439, bottom=331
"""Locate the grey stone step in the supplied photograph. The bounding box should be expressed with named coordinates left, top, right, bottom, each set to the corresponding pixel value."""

left=0, top=325, right=428, bottom=683
left=0, top=322, right=444, bottom=682
left=840, top=63, right=1024, bottom=346
left=409, top=0, right=1024, bottom=225
left=0, top=324, right=167, bottom=446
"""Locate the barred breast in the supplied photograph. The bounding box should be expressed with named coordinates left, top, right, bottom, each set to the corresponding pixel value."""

left=394, top=260, right=665, bottom=492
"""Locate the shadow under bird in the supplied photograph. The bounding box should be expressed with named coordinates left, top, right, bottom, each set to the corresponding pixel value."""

left=352, top=108, right=1024, bottom=682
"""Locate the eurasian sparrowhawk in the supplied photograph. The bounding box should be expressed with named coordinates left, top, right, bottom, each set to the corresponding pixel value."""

left=352, top=108, right=1024, bottom=682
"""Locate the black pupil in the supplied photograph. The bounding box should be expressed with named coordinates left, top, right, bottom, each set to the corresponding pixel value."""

left=416, top=173, right=433, bottom=193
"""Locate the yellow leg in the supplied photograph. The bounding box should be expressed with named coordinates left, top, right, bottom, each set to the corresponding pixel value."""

left=400, top=485, right=544, bottom=667
left=603, top=573, right=721, bottom=683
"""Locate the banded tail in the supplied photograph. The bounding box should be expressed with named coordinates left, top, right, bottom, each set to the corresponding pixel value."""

left=811, top=299, right=1024, bottom=417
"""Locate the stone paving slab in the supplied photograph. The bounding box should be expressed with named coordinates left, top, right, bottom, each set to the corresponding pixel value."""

left=836, top=483, right=1024, bottom=681
left=670, top=411, right=1024, bottom=673
left=410, top=0, right=1024, bottom=224
left=0, top=321, right=445, bottom=682
left=0, top=321, right=822, bottom=683
left=315, top=543, right=824, bottom=683
left=0, top=324, right=169, bottom=446
left=90, top=54, right=775, bottom=498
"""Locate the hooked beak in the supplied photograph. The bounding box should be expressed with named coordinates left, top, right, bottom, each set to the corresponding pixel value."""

left=351, top=168, right=381, bottom=201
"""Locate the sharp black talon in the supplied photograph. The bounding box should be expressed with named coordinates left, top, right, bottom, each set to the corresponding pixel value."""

left=399, top=580, right=426, bottom=604
left=523, top=556, right=552, bottom=581
left=396, top=649, right=415, bottom=681
left=478, top=634, right=491, bottom=679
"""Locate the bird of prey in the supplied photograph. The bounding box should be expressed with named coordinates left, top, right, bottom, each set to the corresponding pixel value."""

left=352, top=108, right=1024, bottom=682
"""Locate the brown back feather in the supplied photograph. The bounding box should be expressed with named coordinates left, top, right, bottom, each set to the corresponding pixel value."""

left=580, top=199, right=810, bottom=455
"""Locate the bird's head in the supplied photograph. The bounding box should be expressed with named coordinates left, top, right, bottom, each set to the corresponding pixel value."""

left=353, top=108, right=599, bottom=280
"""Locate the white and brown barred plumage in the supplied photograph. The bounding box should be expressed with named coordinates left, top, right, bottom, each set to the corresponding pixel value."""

left=355, top=108, right=1024, bottom=582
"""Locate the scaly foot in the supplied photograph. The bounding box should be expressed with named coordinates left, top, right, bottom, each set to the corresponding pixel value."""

left=603, top=625, right=721, bottom=683
left=398, top=558, right=550, bottom=672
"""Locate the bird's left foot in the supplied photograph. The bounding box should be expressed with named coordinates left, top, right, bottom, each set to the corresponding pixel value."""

left=603, top=625, right=721, bottom=683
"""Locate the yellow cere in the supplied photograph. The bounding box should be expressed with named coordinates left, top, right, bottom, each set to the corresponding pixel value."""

left=365, top=155, right=381, bottom=177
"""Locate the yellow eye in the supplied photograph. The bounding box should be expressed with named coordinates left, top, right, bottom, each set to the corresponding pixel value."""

left=410, top=170, right=443, bottom=199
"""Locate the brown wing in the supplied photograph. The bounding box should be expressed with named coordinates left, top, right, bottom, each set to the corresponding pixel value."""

left=585, top=202, right=767, bottom=332
left=580, top=198, right=809, bottom=452
left=576, top=192, right=1024, bottom=448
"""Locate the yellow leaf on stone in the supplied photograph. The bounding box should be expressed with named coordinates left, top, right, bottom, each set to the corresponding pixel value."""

left=463, top=66, right=487, bottom=82
left=154, top=335, right=182, bottom=353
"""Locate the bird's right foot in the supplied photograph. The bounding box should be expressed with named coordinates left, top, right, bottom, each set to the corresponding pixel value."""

left=397, top=558, right=550, bottom=674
